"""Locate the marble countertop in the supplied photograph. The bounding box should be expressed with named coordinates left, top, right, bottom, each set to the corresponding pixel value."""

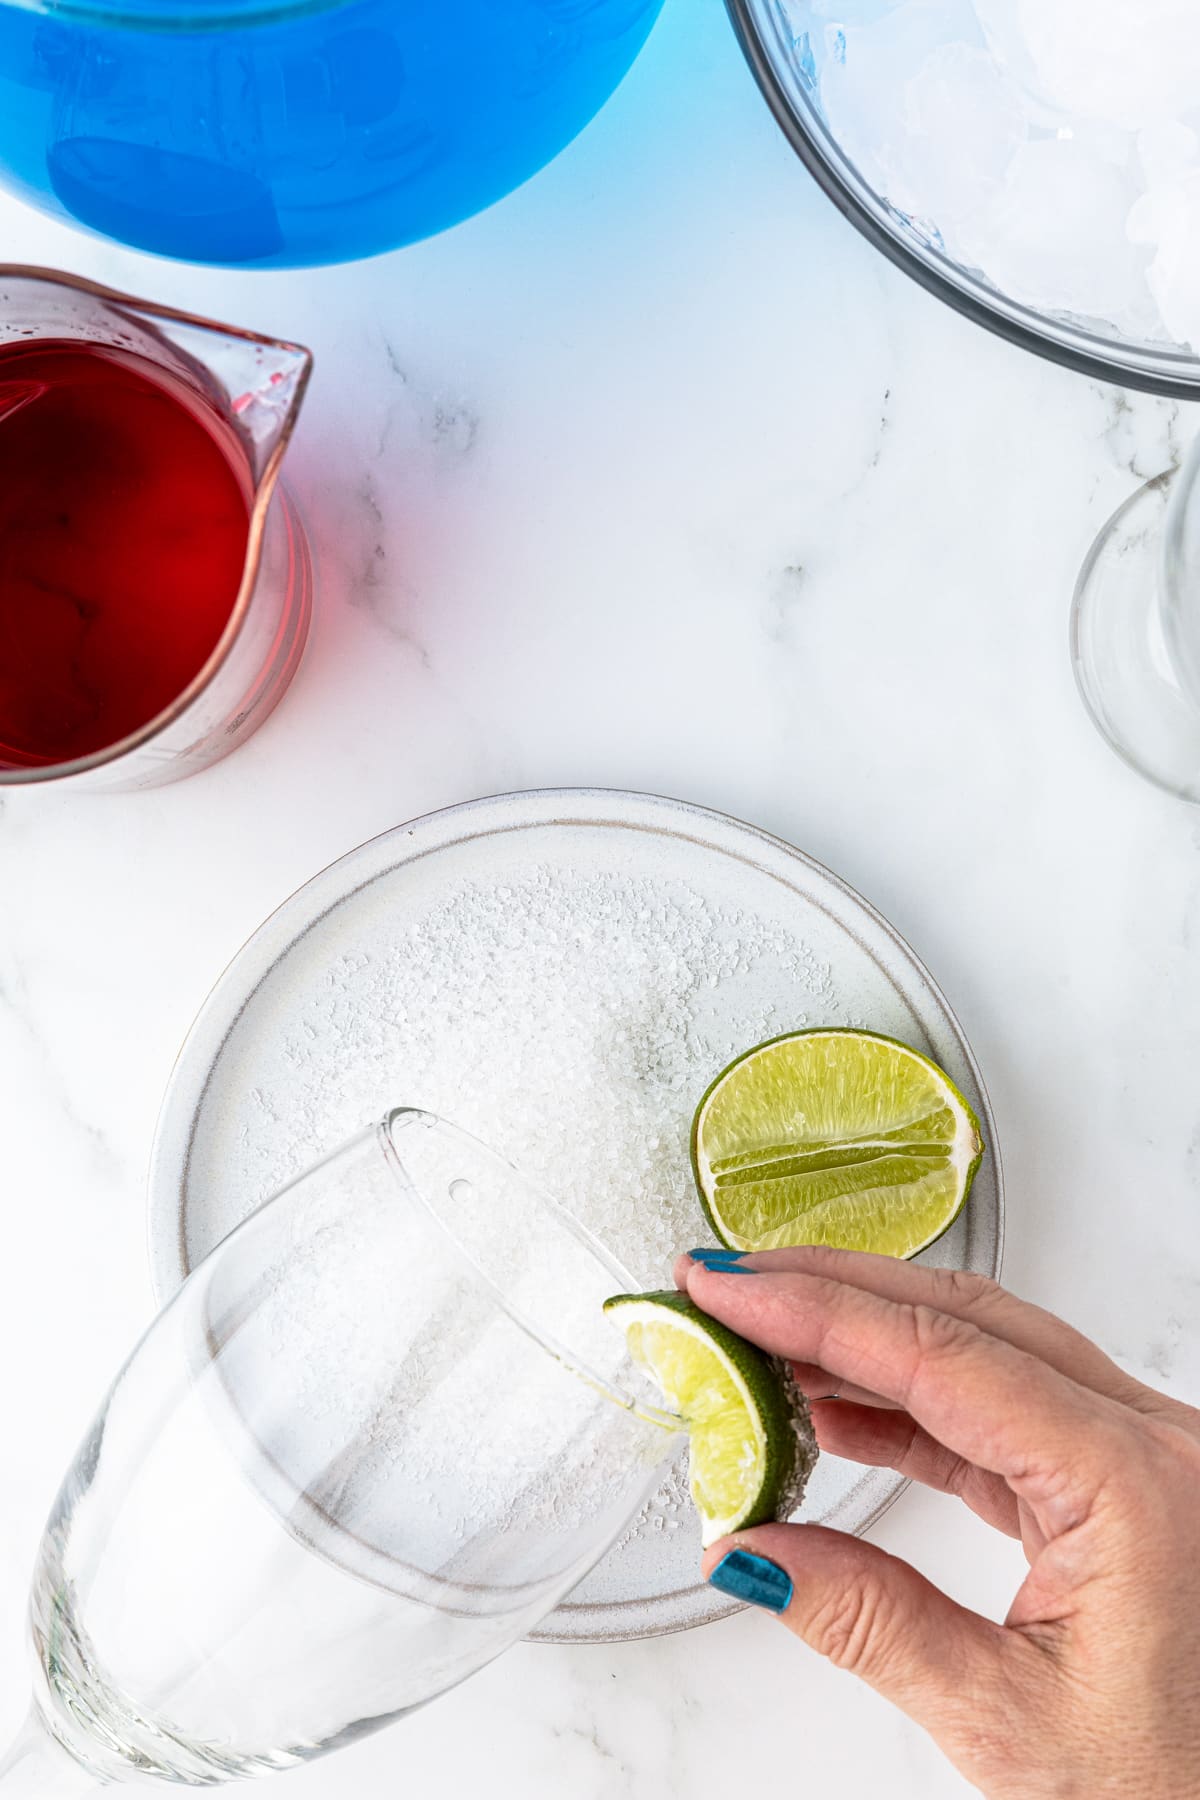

left=2, top=2, right=1200, bottom=1796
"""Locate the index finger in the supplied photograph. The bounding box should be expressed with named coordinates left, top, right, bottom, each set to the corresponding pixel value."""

left=678, top=1246, right=1159, bottom=1418
left=682, top=1262, right=1125, bottom=1527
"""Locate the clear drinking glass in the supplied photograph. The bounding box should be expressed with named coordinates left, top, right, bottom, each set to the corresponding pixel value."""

left=1071, top=435, right=1200, bottom=802
left=0, top=268, right=312, bottom=792
left=0, top=1110, right=680, bottom=1793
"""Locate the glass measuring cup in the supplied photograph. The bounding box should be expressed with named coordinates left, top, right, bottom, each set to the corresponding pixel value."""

left=0, top=1111, right=681, bottom=1792
left=0, top=268, right=312, bottom=792
left=0, top=0, right=665, bottom=268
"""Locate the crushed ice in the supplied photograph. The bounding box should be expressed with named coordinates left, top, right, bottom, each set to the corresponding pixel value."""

left=794, top=0, right=1200, bottom=346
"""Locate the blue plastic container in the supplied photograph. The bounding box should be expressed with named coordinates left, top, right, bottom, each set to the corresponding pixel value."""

left=0, top=0, right=664, bottom=266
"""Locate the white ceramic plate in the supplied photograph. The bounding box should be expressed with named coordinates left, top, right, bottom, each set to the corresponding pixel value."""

left=149, top=789, right=1003, bottom=1643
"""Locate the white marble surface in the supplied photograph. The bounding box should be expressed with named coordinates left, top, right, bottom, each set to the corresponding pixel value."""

left=2, top=2, right=1200, bottom=1795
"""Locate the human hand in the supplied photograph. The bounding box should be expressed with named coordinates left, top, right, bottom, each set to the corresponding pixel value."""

left=676, top=1246, right=1200, bottom=1800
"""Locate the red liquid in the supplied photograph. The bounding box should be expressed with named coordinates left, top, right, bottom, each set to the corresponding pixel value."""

left=0, top=340, right=251, bottom=769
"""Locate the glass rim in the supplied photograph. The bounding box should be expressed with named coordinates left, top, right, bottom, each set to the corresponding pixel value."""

left=0, top=265, right=313, bottom=788
left=1160, top=435, right=1200, bottom=714
left=380, top=1108, right=685, bottom=1434
left=724, top=0, right=1200, bottom=401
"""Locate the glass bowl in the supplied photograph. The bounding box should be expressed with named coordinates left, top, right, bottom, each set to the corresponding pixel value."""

left=0, top=0, right=665, bottom=267
left=727, top=0, right=1200, bottom=397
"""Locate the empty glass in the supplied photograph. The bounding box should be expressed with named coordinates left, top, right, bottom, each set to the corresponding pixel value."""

left=1072, top=435, right=1200, bottom=802
left=0, top=1111, right=680, bottom=1792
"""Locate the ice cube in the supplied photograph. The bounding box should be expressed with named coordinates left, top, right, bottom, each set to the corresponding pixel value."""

left=820, top=0, right=984, bottom=185
left=810, top=0, right=906, bottom=21
left=972, top=0, right=1200, bottom=133
left=1129, top=169, right=1200, bottom=350
left=1137, top=120, right=1200, bottom=191
left=956, top=135, right=1149, bottom=323
left=883, top=41, right=1027, bottom=228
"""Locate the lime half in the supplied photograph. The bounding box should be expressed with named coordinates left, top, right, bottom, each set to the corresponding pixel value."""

left=692, top=1028, right=984, bottom=1258
left=604, top=1290, right=815, bottom=1548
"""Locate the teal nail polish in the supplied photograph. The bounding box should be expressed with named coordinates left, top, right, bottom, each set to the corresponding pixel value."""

left=708, top=1549, right=793, bottom=1613
left=688, top=1248, right=746, bottom=1268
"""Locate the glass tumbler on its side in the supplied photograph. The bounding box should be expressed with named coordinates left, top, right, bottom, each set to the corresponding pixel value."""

left=1072, top=434, right=1200, bottom=802
left=0, top=1111, right=680, bottom=1794
left=0, top=267, right=312, bottom=793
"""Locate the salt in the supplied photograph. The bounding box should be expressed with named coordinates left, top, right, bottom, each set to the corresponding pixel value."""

left=217, top=860, right=843, bottom=1552
left=616, top=1457, right=693, bottom=1550
left=278, top=863, right=838, bottom=1289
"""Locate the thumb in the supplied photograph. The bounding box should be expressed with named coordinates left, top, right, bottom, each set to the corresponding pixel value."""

left=704, top=1522, right=1022, bottom=1740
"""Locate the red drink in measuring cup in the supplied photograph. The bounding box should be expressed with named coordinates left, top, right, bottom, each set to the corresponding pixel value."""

left=0, top=340, right=251, bottom=769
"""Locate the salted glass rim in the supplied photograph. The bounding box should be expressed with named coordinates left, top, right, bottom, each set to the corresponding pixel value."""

left=380, top=1108, right=685, bottom=1434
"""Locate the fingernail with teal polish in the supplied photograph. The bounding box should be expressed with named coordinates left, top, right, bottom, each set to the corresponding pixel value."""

left=688, top=1248, right=745, bottom=1267
left=708, top=1548, right=793, bottom=1613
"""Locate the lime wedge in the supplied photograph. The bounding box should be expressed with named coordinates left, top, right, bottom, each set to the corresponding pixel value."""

left=692, top=1028, right=984, bottom=1258
left=604, top=1290, right=815, bottom=1548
